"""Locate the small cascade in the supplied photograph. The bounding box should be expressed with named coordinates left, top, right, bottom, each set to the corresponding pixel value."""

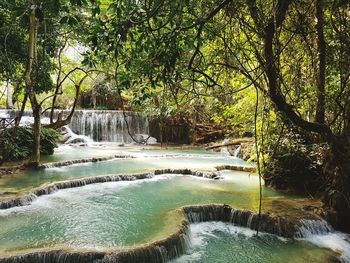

left=61, top=125, right=93, bottom=145
left=219, top=147, right=230, bottom=157
left=294, top=219, right=333, bottom=238
left=39, top=154, right=135, bottom=169
left=0, top=169, right=219, bottom=210
left=183, top=204, right=296, bottom=238
left=0, top=193, right=37, bottom=210
left=295, top=219, right=350, bottom=262
left=233, top=146, right=242, bottom=158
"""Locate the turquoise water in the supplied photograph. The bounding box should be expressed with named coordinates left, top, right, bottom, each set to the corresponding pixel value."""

left=0, top=173, right=272, bottom=251
left=172, top=222, right=337, bottom=263
left=39, top=144, right=222, bottom=163
left=0, top=145, right=348, bottom=262
left=0, top=173, right=343, bottom=262
left=0, top=145, right=248, bottom=192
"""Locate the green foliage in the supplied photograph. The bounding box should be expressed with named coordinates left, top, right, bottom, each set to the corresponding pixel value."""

left=262, top=127, right=327, bottom=194
left=39, top=128, right=61, bottom=155
left=0, top=127, right=60, bottom=162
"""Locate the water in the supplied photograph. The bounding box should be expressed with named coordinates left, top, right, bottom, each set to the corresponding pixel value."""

left=0, top=146, right=249, bottom=192
left=62, top=125, right=93, bottom=145
left=39, top=144, right=229, bottom=163
left=234, top=145, right=242, bottom=158
left=296, top=220, right=350, bottom=262
left=0, top=174, right=346, bottom=262
left=68, top=110, right=149, bottom=143
left=172, top=222, right=336, bottom=263
left=0, top=174, right=268, bottom=251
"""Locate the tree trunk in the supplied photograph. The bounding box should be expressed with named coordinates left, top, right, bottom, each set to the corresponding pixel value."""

left=6, top=79, right=13, bottom=109
left=324, top=137, right=350, bottom=232
left=45, top=84, right=81, bottom=129
left=25, top=0, right=41, bottom=167
left=315, top=0, right=326, bottom=124
left=31, top=106, right=42, bottom=167
left=15, top=93, right=28, bottom=127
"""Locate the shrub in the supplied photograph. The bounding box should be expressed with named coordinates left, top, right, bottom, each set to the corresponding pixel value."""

left=262, top=127, right=327, bottom=195
left=0, top=127, right=60, bottom=163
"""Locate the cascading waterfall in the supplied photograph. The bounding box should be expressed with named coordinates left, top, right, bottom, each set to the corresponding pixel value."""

left=233, top=146, right=241, bottom=158
left=0, top=109, right=151, bottom=144
left=184, top=205, right=296, bottom=238
left=295, top=219, right=333, bottom=238
left=295, top=219, right=350, bottom=262
left=69, top=110, right=149, bottom=143
left=62, top=125, right=94, bottom=145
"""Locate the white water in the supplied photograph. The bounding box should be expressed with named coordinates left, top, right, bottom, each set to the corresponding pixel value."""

left=68, top=110, right=149, bottom=143
left=62, top=125, right=94, bottom=145
left=220, top=147, right=230, bottom=157
left=0, top=109, right=156, bottom=144
left=171, top=222, right=271, bottom=263
left=234, top=145, right=242, bottom=158
left=296, top=220, right=350, bottom=262
left=172, top=220, right=350, bottom=263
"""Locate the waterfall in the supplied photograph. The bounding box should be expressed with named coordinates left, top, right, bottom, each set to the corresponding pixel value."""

left=295, top=219, right=350, bottom=262
left=183, top=204, right=296, bottom=238
left=62, top=125, right=94, bottom=145
left=233, top=146, right=241, bottom=158
left=68, top=110, right=149, bottom=143
left=220, top=147, right=230, bottom=157
left=294, top=219, right=333, bottom=238
left=0, top=109, right=152, bottom=144
left=0, top=204, right=298, bottom=263
left=5, top=204, right=348, bottom=263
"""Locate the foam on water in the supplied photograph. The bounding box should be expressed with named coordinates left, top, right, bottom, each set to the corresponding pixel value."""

left=171, top=222, right=268, bottom=263
left=296, top=220, right=350, bottom=262
left=303, top=232, right=350, bottom=262
left=0, top=173, right=184, bottom=216
left=63, top=125, right=94, bottom=145
left=172, top=221, right=350, bottom=263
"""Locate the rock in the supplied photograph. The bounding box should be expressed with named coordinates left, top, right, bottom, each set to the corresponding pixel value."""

left=66, top=138, right=88, bottom=144
left=59, top=133, right=71, bottom=143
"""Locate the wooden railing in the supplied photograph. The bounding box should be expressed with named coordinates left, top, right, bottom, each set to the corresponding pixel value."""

left=0, top=117, right=15, bottom=130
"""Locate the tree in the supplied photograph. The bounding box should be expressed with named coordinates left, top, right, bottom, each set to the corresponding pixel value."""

left=0, top=0, right=97, bottom=165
